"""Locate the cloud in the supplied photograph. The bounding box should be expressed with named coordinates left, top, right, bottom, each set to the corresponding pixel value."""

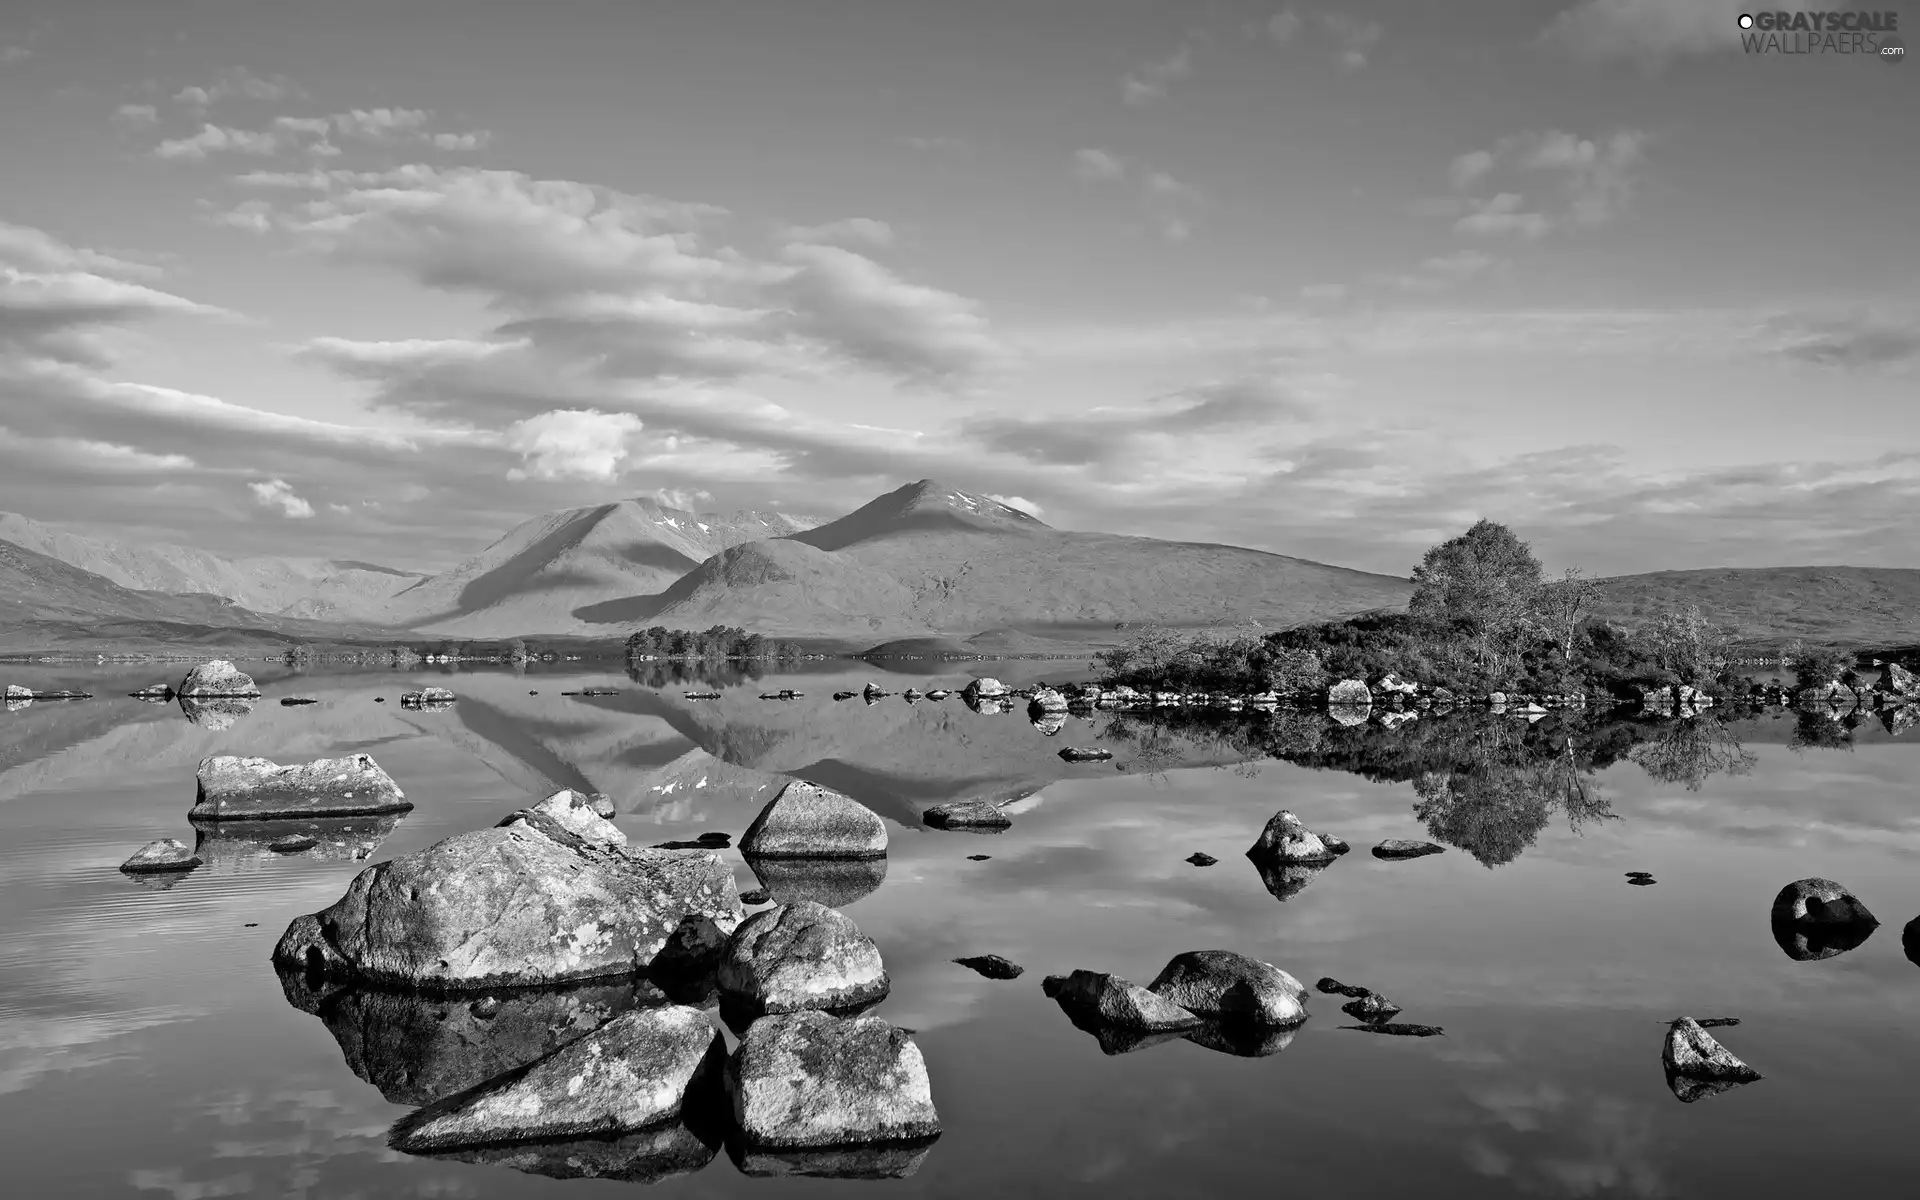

left=328, top=107, right=430, bottom=140
left=903, top=135, right=967, bottom=152
left=0, top=221, right=230, bottom=366
left=247, top=478, right=315, bottom=518
left=430, top=130, right=492, bottom=151
left=1071, top=151, right=1206, bottom=240
left=774, top=242, right=1008, bottom=383
left=1541, top=0, right=1750, bottom=68
left=647, top=486, right=714, bottom=511
left=111, top=104, right=159, bottom=129
left=171, top=69, right=298, bottom=107
left=1322, top=12, right=1386, bottom=69
left=1455, top=192, right=1553, bottom=239
left=1448, top=149, right=1494, bottom=191
left=1443, top=129, right=1649, bottom=239
left=1072, top=148, right=1127, bottom=183
left=782, top=217, right=895, bottom=249
left=1761, top=311, right=1920, bottom=369
left=1267, top=10, right=1305, bottom=44
left=988, top=494, right=1044, bottom=518
left=154, top=125, right=281, bottom=162
left=0, top=45, right=32, bottom=66
left=1123, top=41, right=1194, bottom=105
left=504, top=408, right=644, bottom=481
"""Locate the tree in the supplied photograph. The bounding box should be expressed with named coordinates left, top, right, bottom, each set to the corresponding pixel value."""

left=1531, top=567, right=1600, bottom=662
left=1410, top=520, right=1544, bottom=675
left=1643, top=604, right=1724, bottom=685
left=1784, top=640, right=1851, bottom=689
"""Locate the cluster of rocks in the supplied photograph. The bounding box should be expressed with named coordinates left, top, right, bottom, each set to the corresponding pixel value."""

left=1316, top=976, right=1442, bottom=1036
left=400, top=686, right=456, bottom=710
left=4, top=683, right=92, bottom=706
left=1043, top=950, right=1311, bottom=1057
left=267, top=780, right=938, bottom=1179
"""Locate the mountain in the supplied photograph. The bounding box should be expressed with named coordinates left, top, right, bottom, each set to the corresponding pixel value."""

left=1590, top=566, right=1920, bottom=646
left=634, top=480, right=1413, bottom=638
left=0, top=511, right=423, bottom=619
left=387, top=498, right=822, bottom=636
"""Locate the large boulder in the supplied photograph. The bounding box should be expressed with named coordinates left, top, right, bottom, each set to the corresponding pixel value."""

left=739, top=781, right=886, bottom=860
left=1146, top=950, right=1307, bottom=1026
left=1043, top=969, right=1201, bottom=1033
left=727, top=1010, right=941, bottom=1151
left=1770, top=877, right=1878, bottom=926
left=961, top=677, right=1009, bottom=699
left=191, top=753, right=411, bottom=821
left=177, top=659, right=260, bottom=697
left=390, top=1004, right=724, bottom=1152
left=1246, top=810, right=1340, bottom=863
left=716, top=901, right=890, bottom=1016
left=1887, top=662, right=1919, bottom=697
left=1028, top=686, right=1068, bottom=713
left=1326, top=679, right=1371, bottom=706
left=272, top=803, right=743, bottom=990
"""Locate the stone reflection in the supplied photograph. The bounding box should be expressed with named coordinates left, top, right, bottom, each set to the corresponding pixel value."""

left=1769, top=912, right=1878, bottom=962
left=729, top=1136, right=939, bottom=1180
left=1247, top=856, right=1334, bottom=903
left=190, top=814, right=403, bottom=873
left=178, top=695, right=257, bottom=729
left=417, top=1119, right=724, bottom=1184
left=1184, top=1020, right=1300, bottom=1058
left=275, top=965, right=663, bottom=1106
left=743, top=854, right=887, bottom=908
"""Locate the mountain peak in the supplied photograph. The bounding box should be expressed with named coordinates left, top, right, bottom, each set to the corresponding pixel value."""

left=789, top=480, right=1048, bottom=553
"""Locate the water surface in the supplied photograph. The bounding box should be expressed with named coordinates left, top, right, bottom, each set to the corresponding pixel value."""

left=2, top=662, right=1917, bottom=1198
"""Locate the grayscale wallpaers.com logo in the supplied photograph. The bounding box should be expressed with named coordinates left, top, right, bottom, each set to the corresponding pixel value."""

left=1738, top=11, right=1905, bottom=59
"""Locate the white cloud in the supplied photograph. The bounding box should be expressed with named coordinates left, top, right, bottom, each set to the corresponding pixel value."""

left=1073, top=152, right=1206, bottom=240
left=430, top=130, right=492, bottom=151
left=504, top=408, right=644, bottom=481
left=647, top=486, right=714, bottom=511
left=154, top=124, right=281, bottom=161
left=1455, top=192, right=1553, bottom=239
left=1123, top=41, right=1194, bottom=105
left=1072, top=148, right=1127, bottom=182
left=0, top=45, right=32, bottom=66
left=1443, top=129, right=1650, bottom=239
left=988, top=494, right=1044, bottom=518
left=111, top=104, right=159, bottom=129
left=783, top=217, right=895, bottom=249
left=1541, top=0, right=1750, bottom=68
left=1267, top=10, right=1304, bottom=44
left=171, top=69, right=297, bottom=107
left=329, top=107, right=430, bottom=140
left=248, top=478, right=315, bottom=518
left=1322, top=12, right=1385, bottom=70
left=1448, top=149, right=1494, bottom=191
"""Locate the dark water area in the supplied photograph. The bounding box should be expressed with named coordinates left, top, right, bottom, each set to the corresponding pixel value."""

left=2, top=660, right=1918, bottom=1198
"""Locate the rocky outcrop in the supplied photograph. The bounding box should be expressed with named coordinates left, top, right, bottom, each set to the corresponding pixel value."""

left=716, top=901, right=890, bottom=1016
left=273, top=796, right=742, bottom=990
left=191, top=753, right=411, bottom=821
left=1246, top=810, right=1341, bottom=863
left=1662, top=1017, right=1761, bottom=1103
left=1043, top=969, right=1201, bottom=1033
left=120, top=838, right=200, bottom=874
left=739, top=781, right=886, bottom=860
left=390, top=1005, right=725, bottom=1152
left=1145, top=950, right=1307, bottom=1026
left=1795, top=681, right=1850, bottom=705
left=1886, top=662, right=1918, bottom=697
left=921, top=800, right=1010, bottom=831
left=1327, top=679, right=1371, bottom=706
left=1373, top=839, right=1445, bottom=860
left=727, top=1010, right=940, bottom=1151
left=1342, top=993, right=1402, bottom=1023
left=1028, top=686, right=1068, bottom=713
left=177, top=660, right=260, bottom=697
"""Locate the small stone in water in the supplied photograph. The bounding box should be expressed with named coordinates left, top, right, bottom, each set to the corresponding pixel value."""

left=1629, top=877, right=1658, bottom=886
left=740, top=888, right=772, bottom=905
left=1186, top=852, right=1218, bottom=866
left=967, top=854, right=992, bottom=861
left=953, top=954, right=1024, bottom=980
left=1626, top=871, right=1654, bottom=879
left=1316, top=977, right=1370, bottom=998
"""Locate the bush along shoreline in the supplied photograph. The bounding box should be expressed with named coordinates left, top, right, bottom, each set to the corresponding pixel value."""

left=1092, top=521, right=1917, bottom=715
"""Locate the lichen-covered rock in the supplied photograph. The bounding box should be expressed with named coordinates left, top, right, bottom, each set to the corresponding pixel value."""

left=716, top=901, right=890, bottom=1015
left=727, top=1010, right=940, bottom=1150
left=1662, top=1017, right=1761, bottom=1100
left=961, top=677, right=1009, bottom=699
left=921, top=800, right=1010, bottom=830
left=191, top=753, right=411, bottom=821
left=1146, top=950, right=1307, bottom=1026
left=739, top=781, right=886, bottom=860
left=390, top=1004, right=724, bottom=1152
left=1770, top=877, right=1877, bottom=926
left=177, top=660, right=260, bottom=697
left=1043, top=969, right=1201, bottom=1032
left=518, top=788, right=625, bottom=846
left=1028, top=686, right=1068, bottom=712
left=651, top=914, right=729, bottom=981
left=1886, top=662, right=1918, bottom=696
left=1246, top=810, right=1339, bottom=863
left=272, top=814, right=743, bottom=990
left=1327, top=679, right=1371, bottom=706
left=1373, top=839, right=1445, bottom=860
left=120, top=838, right=200, bottom=874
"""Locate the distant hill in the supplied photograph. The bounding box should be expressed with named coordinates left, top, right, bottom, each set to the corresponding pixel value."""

left=0, top=511, right=423, bottom=619
left=628, top=480, right=1412, bottom=638
left=392, top=498, right=823, bottom=636
left=1590, top=566, right=1920, bottom=647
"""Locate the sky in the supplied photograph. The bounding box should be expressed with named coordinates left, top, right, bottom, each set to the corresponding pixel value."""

left=0, top=0, right=1915, bottom=578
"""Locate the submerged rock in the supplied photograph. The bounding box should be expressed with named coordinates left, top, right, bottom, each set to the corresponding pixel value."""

left=731, top=1138, right=937, bottom=1181
left=952, top=954, right=1024, bottom=980
left=1247, top=810, right=1341, bottom=863
left=1343, top=1022, right=1444, bottom=1037
left=269, top=834, right=319, bottom=853
left=6, top=684, right=90, bottom=700
left=966, top=854, right=991, bottom=861
left=1771, top=917, right=1878, bottom=961
left=1058, top=746, right=1113, bottom=762
left=1146, top=950, right=1307, bottom=1026
left=727, top=1010, right=940, bottom=1150
left=922, top=800, right=1010, bottom=831
left=716, top=901, right=889, bottom=1016
left=191, top=753, right=411, bottom=821
left=1315, top=977, right=1369, bottom=998
left=745, top=855, right=887, bottom=908
left=120, top=838, right=200, bottom=874
left=177, top=659, right=260, bottom=697
left=1184, top=1021, right=1301, bottom=1058
left=926, top=689, right=952, bottom=700
left=273, top=799, right=742, bottom=990
left=1662, top=1017, right=1761, bottom=1103
left=739, top=781, right=887, bottom=860
left=1044, top=969, right=1202, bottom=1033
left=1629, top=876, right=1658, bottom=886
left=1373, top=839, right=1446, bottom=860
left=390, top=1005, right=725, bottom=1152
left=650, top=914, right=731, bottom=984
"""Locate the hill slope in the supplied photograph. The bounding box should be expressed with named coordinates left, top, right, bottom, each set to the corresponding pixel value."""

left=0, top=511, right=422, bottom=619
left=637, top=480, right=1412, bottom=637
left=1590, top=566, right=1920, bottom=646
left=394, top=498, right=822, bottom=636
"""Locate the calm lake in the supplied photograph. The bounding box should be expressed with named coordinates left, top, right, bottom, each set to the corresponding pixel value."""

left=2, top=660, right=1917, bottom=1198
